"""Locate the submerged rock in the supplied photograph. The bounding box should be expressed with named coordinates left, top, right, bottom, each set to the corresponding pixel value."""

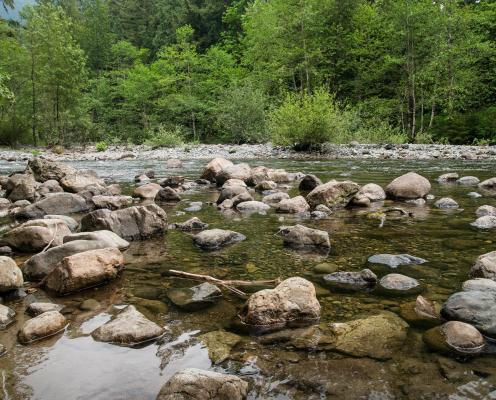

left=386, top=172, right=431, bottom=200
left=44, top=248, right=124, bottom=295
left=435, top=197, right=459, bottom=209
left=26, top=302, right=63, bottom=317
left=274, top=195, right=310, bottom=214
left=0, top=304, right=15, bottom=330
left=322, top=269, right=377, bottom=292
left=423, top=321, right=485, bottom=356
left=18, top=311, right=67, bottom=344
left=471, top=215, right=496, bottom=229
left=306, top=180, right=360, bottom=209
left=377, top=273, right=422, bottom=295
left=92, top=305, right=165, bottom=345
left=167, top=283, right=222, bottom=310
left=236, top=200, right=270, bottom=214
left=470, top=251, right=496, bottom=280
left=278, top=224, right=330, bottom=250
left=80, top=204, right=168, bottom=240
left=198, top=330, right=241, bottom=364
left=240, top=277, right=320, bottom=333
left=367, top=253, right=427, bottom=268
left=400, top=295, right=441, bottom=327
left=170, top=217, right=208, bottom=231
left=262, top=192, right=290, bottom=205
left=457, top=176, right=480, bottom=185
left=193, top=229, right=246, bottom=251
left=156, top=368, right=248, bottom=400
left=0, top=256, right=23, bottom=293
left=63, top=230, right=130, bottom=249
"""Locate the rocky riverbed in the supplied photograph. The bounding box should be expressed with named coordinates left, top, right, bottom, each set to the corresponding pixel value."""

left=1, top=155, right=496, bottom=399
left=1, top=142, right=496, bottom=162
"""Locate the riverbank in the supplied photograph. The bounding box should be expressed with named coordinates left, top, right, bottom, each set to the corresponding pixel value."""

left=0, top=143, right=495, bottom=161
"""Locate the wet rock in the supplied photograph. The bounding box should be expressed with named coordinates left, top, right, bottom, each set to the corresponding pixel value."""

left=315, top=204, right=332, bottom=214
left=134, top=174, right=150, bottom=184
left=312, top=263, right=339, bottom=274
left=26, top=302, right=63, bottom=316
left=268, top=169, right=291, bottom=183
left=441, top=290, right=496, bottom=338
left=322, top=269, right=377, bottom=292
left=240, top=277, right=320, bottom=333
left=14, top=192, right=89, bottom=219
left=60, top=171, right=104, bottom=193
left=423, top=321, right=485, bottom=356
left=479, top=177, right=496, bottom=190
left=5, top=173, right=38, bottom=202
left=262, top=192, right=290, bottom=205
left=44, top=215, right=78, bottom=232
left=91, top=305, right=165, bottom=345
left=79, top=299, right=101, bottom=311
left=133, top=183, right=161, bottom=199
left=170, top=217, right=208, bottom=231
left=354, top=183, right=386, bottom=203
left=400, top=295, right=441, bottom=327
left=18, top=311, right=67, bottom=344
left=44, top=248, right=124, bottom=295
left=435, top=197, right=459, bottom=209
left=326, top=311, right=409, bottom=360
left=91, top=195, right=133, bottom=210
left=386, top=172, right=431, bottom=200
left=193, top=229, right=246, bottom=251
left=367, top=254, right=427, bottom=268
left=185, top=201, right=202, bottom=212
left=255, top=180, right=277, bottom=192
left=2, top=218, right=71, bottom=252
left=306, top=180, right=360, bottom=209
left=217, top=185, right=251, bottom=204
left=437, top=173, right=459, bottom=184
left=198, top=330, right=241, bottom=364
left=0, top=256, right=23, bottom=293
left=201, top=157, right=234, bottom=182
left=462, top=278, right=496, bottom=293
left=216, top=163, right=251, bottom=186
left=457, top=176, right=480, bottom=185
left=377, top=273, right=422, bottom=295
left=63, top=230, right=130, bottom=249
left=476, top=205, right=496, bottom=217
left=470, top=251, right=496, bottom=280
left=222, top=178, right=246, bottom=188
left=167, top=283, right=222, bottom=310
left=247, top=166, right=271, bottom=186
left=166, top=158, right=182, bottom=168
left=156, top=368, right=248, bottom=400
left=471, top=215, right=496, bottom=229
left=298, top=175, right=322, bottom=192
left=159, top=176, right=185, bottom=188
left=274, top=195, right=310, bottom=214
left=77, top=184, right=114, bottom=202
left=27, top=157, right=74, bottom=182
left=278, top=224, right=330, bottom=250
left=80, top=204, right=167, bottom=240
left=0, top=304, right=15, bottom=330
left=156, top=187, right=181, bottom=202
left=236, top=200, right=270, bottom=213
left=310, top=210, right=328, bottom=219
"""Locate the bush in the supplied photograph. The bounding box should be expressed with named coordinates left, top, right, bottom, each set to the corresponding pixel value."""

left=144, top=125, right=185, bottom=148
left=95, top=141, right=108, bottom=152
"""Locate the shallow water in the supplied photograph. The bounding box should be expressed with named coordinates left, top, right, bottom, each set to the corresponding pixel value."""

left=1, top=158, right=496, bottom=399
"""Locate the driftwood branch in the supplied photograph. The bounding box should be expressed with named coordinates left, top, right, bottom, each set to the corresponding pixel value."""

left=165, top=269, right=280, bottom=298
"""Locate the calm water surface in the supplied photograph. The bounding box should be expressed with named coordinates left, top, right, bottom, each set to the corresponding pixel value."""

left=1, top=158, right=496, bottom=399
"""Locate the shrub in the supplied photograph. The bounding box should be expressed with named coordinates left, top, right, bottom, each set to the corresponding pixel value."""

left=31, top=149, right=41, bottom=156
left=95, top=141, right=108, bottom=152
left=145, top=125, right=185, bottom=148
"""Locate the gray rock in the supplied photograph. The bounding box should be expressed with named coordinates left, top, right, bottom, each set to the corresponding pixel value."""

left=217, top=185, right=250, bottom=204
left=156, top=187, right=181, bottom=202
left=354, top=183, right=386, bottom=202
left=462, top=278, right=496, bottom=294
left=255, top=180, right=277, bottom=192
left=236, top=200, right=270, bottom=214
left=437, top=173, right=459, bottom=183
left=423, top=321, right=485, bottom=356
left=63, top=230, right=129, bottom=249
left=378, top=273, right=422, bottom=295
left=38, top=179, right=63, bottom=196
left=133, top=183, right=161, bottom=199
left=0, top=256, right=23, bottom=293
left=435, top=197, right=459, bottom=209
left=5, top=173, right=38, bottom=202
left=193, top=229, right=246, bottom=251
left=275, top=195, right=310, bottom=214
left=167, top=282, right=222, bottom=310
left=200, top=157, right=234, bottom=182
left=156, top=368, right=248, bottom=400
left=470, top=251, right=496, bottom=280
left=80, top=204, right=167, bottom=240
left=159, top=176, right=185, bottom=188
left=471, top=215, right=496, bottom=229
left=0, top=304, right=15, bottom=330
left=310, top=210, right=328, bottom=219
left=298, top=175, right=322, bottom=192
left=405, top=198, right=426, bottom=206
left=26, top=302, right=63, bottom=316
left=262, top=192, right=290, bottom=205
left=476, top=205, right=496, bottom=217
left=216, top=163, right=251, bottom=186
left=457, top=176, right=480, bottom=185
left=278, top=224, right=330, bottom=250
left=368, top=254, right=427, bottom=268
left=14, top=193, right=89, bottom=219
left=306, top=180, right=360, bottom=209
left=386, top=172, right=431, bottom=200
left=44, top=215, right=79, bottom=232
left=18, top=311, right=67, bottom=344
left=468, top=192, right=482, bottom=198
left=322, top=269, right=377, bottom=292
left=170, top=217, right=208, bottom=231
left=91, top=195, right=133, bottom=210
left=222, top=178, right=246, bottom=188
left=91, top=305, right=165, bottom=345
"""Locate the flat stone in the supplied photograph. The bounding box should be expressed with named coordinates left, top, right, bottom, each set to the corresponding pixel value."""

left=167, top=283, right=222, bottom=310
left=368, top=254, right=427, bottom=268
left=435, top=198, right=459, bottom=209
left=278, top=224, right=330, bottom=250
left=377, top=273, right=422, bottom=295
left=457, top=176, right=480, bottom=185
left=26, top=302, right=63, bottom=316
left=193, top=229, right=246, bottom=251
left=322, top=269, right=377, bottom=292
left=18, top=311, right=67, bottom=344
left=198, top=330, right=241, bottom=364
left=423, top=321, right=485, bottom=356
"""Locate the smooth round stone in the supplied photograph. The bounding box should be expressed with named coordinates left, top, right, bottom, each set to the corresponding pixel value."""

left=312, top=263, right=339, bottom=274
left=322, top=269, right=377, bottom=292
left=399, top=295, right=440, bottom=328
left=435, top=197, right=459, bottom=209
left=0, top=304, right=15, bottom=330
left=377, top=273, right=422, bottom=295
left=457, top=176, right=480, bottom=185
left=462, top=278, right=496, bottom=294
left=423, top=321, right=485, bottom=356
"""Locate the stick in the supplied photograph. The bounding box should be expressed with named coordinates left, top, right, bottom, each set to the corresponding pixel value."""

left=41, top=224, right=58, bottom=253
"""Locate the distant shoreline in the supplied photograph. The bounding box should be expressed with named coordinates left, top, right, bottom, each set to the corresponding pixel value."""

left=0, top=143, right=495, bottom=162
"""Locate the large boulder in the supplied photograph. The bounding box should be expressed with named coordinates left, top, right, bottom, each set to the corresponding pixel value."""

left=240, top=277, right=320, bottom=333
left=18, top=311, right=67, bottom=344
left=60, top=171, right=105, bottom=193
left=275, top=196, right=310, bottom=214
left=0, top=256, right=23, bottom=293
left=38, top=179, right=63, bottom=196
left=278, top=224, right=330, bottom=250
left=156, top=368, right=248, bottom=400
left=44, top=215, right=78, bottom=232
left=215, top=163, right=251, bottom=186
left=91, top=305, right=164, bottom=345
left=441, top=290, right=496, bottom=338
left=44, top=248, right=124, bottom=295
left=27, top=157, right=74, bottom=182
left=80, top=204, right=167, bottom=240
left=470, top=251, right=496, bottom=280
left=201, top=158, right=234, bottom=182
left=423, top=321, right=485, bottom=356
left=193, top=229, right=246, bottom=251
left=14, top=192, right=89, bottom=219
left=91, top=195, right=133, bottom=210
left=385, top=172, right=431, bottom=200
left=133, top=183, right=161, bottom=199
left=63, top=230, right=129, bottom=249
left=306, top=180, right=360, bottom=209
left=299, top=174, right=322, bottom=192
left=1, top=219, right=71, bottom=252
left=355, top=183, right=386, bottom=202
left=5, top=174, right=38, bottom=202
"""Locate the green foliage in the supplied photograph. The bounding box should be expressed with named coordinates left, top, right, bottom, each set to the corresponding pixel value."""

left=31, top=149, right=41, bottom=156
left=95, top=140, right=108, bottom=151
left=144, top=125, right=185, bottom=148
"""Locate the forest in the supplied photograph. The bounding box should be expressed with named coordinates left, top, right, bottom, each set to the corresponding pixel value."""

left=0, top=0, right=495, bottom=148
